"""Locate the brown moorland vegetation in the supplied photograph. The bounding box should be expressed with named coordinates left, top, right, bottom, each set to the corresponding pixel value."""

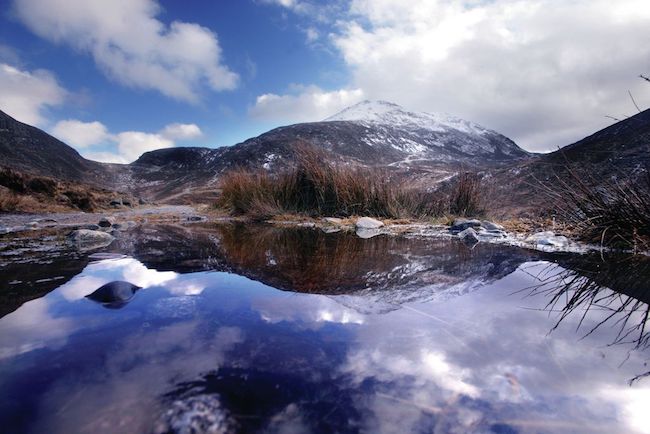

left=216, top=146, right=485, bottom=221
left=0, top=167, right=133, bottom=213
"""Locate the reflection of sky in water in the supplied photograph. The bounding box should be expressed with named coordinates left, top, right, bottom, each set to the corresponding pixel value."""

left=0, top=257, right=649, bottom=433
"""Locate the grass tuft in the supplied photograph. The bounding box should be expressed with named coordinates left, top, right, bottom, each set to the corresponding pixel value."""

left=217, top=146, right=484, bottom=220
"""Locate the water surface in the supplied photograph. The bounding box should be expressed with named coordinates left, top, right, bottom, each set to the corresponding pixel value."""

left=1, top=223, right=649, bottom=433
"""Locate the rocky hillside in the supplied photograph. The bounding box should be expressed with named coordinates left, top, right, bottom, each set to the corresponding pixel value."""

left=0, top=110, right=111, bottom=185
left=487, top=107, right=650, bottom=216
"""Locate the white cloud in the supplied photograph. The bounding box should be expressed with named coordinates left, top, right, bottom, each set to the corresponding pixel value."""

left=249, top=85, right=365, bottom=123
left=13, top=0, right=238, bottom=103
left=50, top=119, right=202, bottom=163
left=51, top=119, right=110, bottom=148
left=0, top=63, right=66, bottom=126
left=160, top=122, right=203, bottom=141
left=115, top=131, right=174, bottom=162
left=327, top=0, right=650, bottom=151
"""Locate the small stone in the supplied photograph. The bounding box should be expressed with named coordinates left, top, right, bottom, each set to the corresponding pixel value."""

left=37, top=218, right=58, bottom=226
left=458, top=227, right=480, bottom=245
left=481, top=220, right=505, bottom=231
left=525, top=231, right=569, bottom=247
left=186, top=215, right=206, bottom=222
left=67, top=229, right=115, bottom=250
left=480, top=230, right=507, bottom=238
left=26, top=221, right=39, bottom=228
left=356, top=217, right=384, bottom=229
left=98, top=216, right=115, bottom=227
left=111, top=223, right=122, bottom=230
left=86, top=224, right=101, bottom=230
left=323, top=217, right=343, bottom=225
left=322, top=226, right=341, bottom=234
left=109, top=198, right=123, bottom=207
left=450, top=218, right=482, bottom=232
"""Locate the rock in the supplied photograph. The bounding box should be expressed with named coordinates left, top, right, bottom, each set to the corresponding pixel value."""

left=322, top=226, right=341, bottom=234
left=479, top=230, right=507, bottom=238
left=186, top=215, right=206, bottom=222
left=0, top=226, right=9, bottom=234
left=525, top=231, right=569, bottom=247
left=138, top=198, right=147, bottom=205
left=37, top=218, right=58, bottom=226
left=458, top=227, right=480, bottom=245
left=356, top=217, right=384, bottom=229
left=153, top=394, right=233, bottom=434
left=85, top=224, right=101, bottom=230
left=111, top=223, right=122, bottom=230
left=450, top=218, right=482, bottom=232
left=98, top=216, right=115, bottom=227
left=85, top=281, right=141, bottom=309
left=67, top=229, right=115, bottom=250
left=109, top=198, right=123, bottom=207
left=356, top=228, right=381, bottom=239
left=297, top=222, right=316, bottom=228
left=122, top=199, right=132, bottom=207
left=481, top=220, right=505, bottom=231
left=26, top=221, right=39, bottom=228
left=323, top=217, right=343, bottom=225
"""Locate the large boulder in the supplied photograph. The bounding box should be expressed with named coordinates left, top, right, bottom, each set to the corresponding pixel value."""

left=356, top=217, right=384, bottom=229
left=67, top=229, right=114, bottom=250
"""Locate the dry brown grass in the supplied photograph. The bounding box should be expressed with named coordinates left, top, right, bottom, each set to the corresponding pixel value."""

left=216, top=146, right=479, bottom=220
left=539, top=159, right=650, bottom=250
left=0, top=166, right=133, bottom=213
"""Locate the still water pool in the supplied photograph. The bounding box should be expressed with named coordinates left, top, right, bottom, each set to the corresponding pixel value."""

left=0, top=223, right=649, bottom=433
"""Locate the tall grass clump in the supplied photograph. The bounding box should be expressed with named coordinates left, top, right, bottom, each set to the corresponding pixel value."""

left=449, top=171, right=485, bottom=217
left=217, top=146, right=452, bottom=220
left=540, top=161, right=650, bottom=250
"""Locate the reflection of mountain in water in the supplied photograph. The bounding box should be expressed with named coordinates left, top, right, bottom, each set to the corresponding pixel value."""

left=119, top=223, right=539, bottom=308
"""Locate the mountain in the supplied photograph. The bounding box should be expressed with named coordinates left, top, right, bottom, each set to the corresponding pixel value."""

left=0, top=101, right=531, bottom=202
left=0, top=110, right=112, bottom=185
left=488, top=107, right=650, bottom=215
left=323, top=100, right=529, bottom=167
left=124, top=101, right=531, bottom=199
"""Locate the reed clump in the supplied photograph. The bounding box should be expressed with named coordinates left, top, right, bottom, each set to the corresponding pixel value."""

left=217, top=147, right=485, bottom=220
left=540, top=160, right=650, bottom=250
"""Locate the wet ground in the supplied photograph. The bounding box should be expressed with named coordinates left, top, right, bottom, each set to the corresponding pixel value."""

left=0, top=222, right=649, bottom=433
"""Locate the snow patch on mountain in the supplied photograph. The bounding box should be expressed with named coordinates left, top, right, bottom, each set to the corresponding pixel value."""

left=325, top=100, right=490, bottom=137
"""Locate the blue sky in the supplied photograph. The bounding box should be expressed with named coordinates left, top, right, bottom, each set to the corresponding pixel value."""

left=1, top=0, right=649, bottom=162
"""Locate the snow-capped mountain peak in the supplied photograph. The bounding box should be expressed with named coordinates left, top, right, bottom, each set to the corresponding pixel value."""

left=324, top=100, right=488, bottom=136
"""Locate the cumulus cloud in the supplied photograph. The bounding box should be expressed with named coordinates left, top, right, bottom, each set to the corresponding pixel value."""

left=160, top=122, right=203, bottom=140
left=115, top=131, right=174, bottom=162
left=51, top=119, right=110, bottom=148
left=329, top=0, right=650, bottom=151
left=249, top=85, right=364, bottom=124
left=49, top=119, right=203, bottom=163
left=13, top=0, right=238, bottom=103
left=0, top=63, right=66, bottom=126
